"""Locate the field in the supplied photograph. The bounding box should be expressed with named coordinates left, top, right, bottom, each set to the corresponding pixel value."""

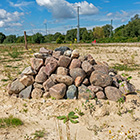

left=0, top=43, right=140, bottom=140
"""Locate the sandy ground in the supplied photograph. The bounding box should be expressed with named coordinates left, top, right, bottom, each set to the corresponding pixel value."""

left=0, top=43, right=140, bottom=140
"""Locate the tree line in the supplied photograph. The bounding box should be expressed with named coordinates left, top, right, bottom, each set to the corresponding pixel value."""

left=0, top=14, right=140, bottom=44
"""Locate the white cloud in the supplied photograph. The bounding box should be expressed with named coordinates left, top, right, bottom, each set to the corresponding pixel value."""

left=9, top=1, right=34, bottom=11
left=36, top=0, right=99, bottom=19
left=107, top=12, right=113, bottom=17
left=0, top=9, right=24, bottom=28
left=134, top=2, right=140, bottom=4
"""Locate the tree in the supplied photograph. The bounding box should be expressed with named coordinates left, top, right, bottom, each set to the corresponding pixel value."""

left=102, top=24, right=113, bottom=38
left=4, top=35, right=17, bottom=43
left=32, top=33, right=44, bottom=44
left=82, top=30, right=89, bottom=42
left=16, top=36, right=24, bottom=43
left=0, top=32, right=6, bottom=43
left=93, top=27, right=104, bottom=39
left=65, top=29, right=77, bottom=42
left=53, top=32, right=62, bottom=41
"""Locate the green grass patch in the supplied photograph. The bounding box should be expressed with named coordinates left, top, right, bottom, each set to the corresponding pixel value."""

left=1, top=79, right=9, bottom=82
left=112, top=63, right=140, bottom=71
left=0, top=115, right=23, bottom=128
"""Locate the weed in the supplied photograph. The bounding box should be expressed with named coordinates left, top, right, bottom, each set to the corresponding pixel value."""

left=51, top=96, right=56, bottom=100
left=57, top=111, right=79, bottom=124
left=31, top=129, right=45, bottom=139
left=1, top=79, right=9, bottom=82
left=0, top=115, right=23, bottom=128
left=75, top=108, right=84, bottom=116
left=23, top=103, right=27, bottom=107
left=23, top=109, right=28, bottom=113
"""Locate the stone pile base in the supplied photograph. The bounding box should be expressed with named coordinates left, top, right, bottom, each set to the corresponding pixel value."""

left=7, top=46, right=135, bottom=101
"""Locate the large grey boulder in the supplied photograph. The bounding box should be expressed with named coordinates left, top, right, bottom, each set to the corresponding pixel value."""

left=19, top=85, right=32, bottom=99
left=90, top=71, right=112, bottom=87
left=105, top=86, right=123, bottom=101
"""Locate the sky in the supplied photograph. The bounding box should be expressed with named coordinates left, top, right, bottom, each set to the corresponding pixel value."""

left=0, top=0, right=140, bottom=36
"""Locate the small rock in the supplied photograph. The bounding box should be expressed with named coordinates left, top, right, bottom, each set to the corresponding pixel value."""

left=58, top=56, right=71, bottom=68
left=119, top=81, right=135, bottom=95
left=49, top=83, right=66, bottom=99
left=112, top=77, right=119, bottom=88
left=20, top=75, right=34, bottom=86
left=19, top=85, right=32, bottom=99
left=39, top=47, right=53, bottom=55
left=34, top=52, right=49, bottom=59
left=49, top=74, right=57, bottom=83
left=70, top=68, right=86, bottom=80
left=30, top=58, right=44, bottom=71
left=78, top=85, right=95, bottom=100
left=21, top=66, right=36, bottom=76
left=105, top=86, right=123, bottom=101
left=64, top=50, right=72, bottom=57
left=75, top=76, right=83, bottom=87
left=52, top=51, right=62, bottom=59
left=78, top=55, right=87, bottom=62
left=35, top=67, right=48, bottom=83
left=69, top=59, right=81, bottom=69
left=81, top=61, right=94, bottom=75
left=88, top=85, right=103, bottom=93
left=43, top=78, right=55, bottom=91
left=33, top=82, right=43, bottom=89
left=31, top=88, right=43, bottom=99
left=71, top=49, right=79, bottom=59
left=55, top=46, right=71, bottom=54
left=8, top=79, right=25, bottom=95
left=90, top=71, right=112, bottom=87
left=96, top=91, right=106, bottom=99
left=87, top=54, right=96, bottom=65
left=66, top=85, right=77, bottom=99
left=44, top=61, right=58, bottom=76
left=82, top=78, right=89, bottom=86
left=56, top=75, right=73, bottom=86
left=57, top=67, right=68, bottom=75
left=43, top=92, right=50, bottom=98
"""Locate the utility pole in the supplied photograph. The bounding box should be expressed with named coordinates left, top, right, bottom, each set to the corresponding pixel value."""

left=44, top=23, right=47, bottom=36
left=24, top=31, right=28, bottom=50
left=77, top=6, right=80, bottom=43
left=110, top=19, right=113, bottom=38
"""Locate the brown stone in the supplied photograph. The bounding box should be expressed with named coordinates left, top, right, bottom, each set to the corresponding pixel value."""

left=49, top=74, right=57, bottom=83
left=88, top=85, right=103, bottom=93
left=87, top=54, right=96, bottom=65
left=31, top=88, right=43, bottom=99
left=58, top=56, right=71, bottom=68
left=81, top=61, right=94, bottom=75
left=43, top=92, right=50, bottom=98
left=75, top=76, right=83, bottom=87
left=78, top=55, right=87, bottom=62
left=49, top=83, right=66, bottom=99
left=90, top=71, right=112, bottom=87
left=93, top=64, right=109, bottom=74
left=20, top=75, right=34, bottom=86
left=35, top=67, right=47, bottom=83
left=56, top=75, right=73, bottom=86
left=39, top=47, right=53, bottom=55
left=105, top=86, right=123, bottom=101
left=96, top=91, right=106, bottom=99
left=52, top=51, right=62, bottom=59
left=21, top=66, right=36, bottom=76
left=78, top=85, right=95, bottom=100
left=43, top=78, right=55, bottom=91
left=119, top=81, right=135, bottom=95
left=82, top=78, right=89, bottom=86
left=57, top=67, right=68, bottom=75
left=8, top=79, right=25, bottom=95
left=44, top=61, right=58, bottom=76
left=70, top=68, right=86, bottom=80
left=45, top=56, right=58, bottom=65
left=71, top=49, right=79, bottom=59
left=30, top=58, right=44, bottom=71
left=69, top=59, right=81, bottom=69
left=33, top=82, right=43, bottom=89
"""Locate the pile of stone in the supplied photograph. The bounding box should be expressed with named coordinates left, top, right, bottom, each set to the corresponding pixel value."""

left=7, top=46, right=135, bottom=101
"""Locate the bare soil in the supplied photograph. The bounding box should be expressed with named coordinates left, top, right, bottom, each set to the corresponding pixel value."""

left=0, top=43, right=140, bottom=140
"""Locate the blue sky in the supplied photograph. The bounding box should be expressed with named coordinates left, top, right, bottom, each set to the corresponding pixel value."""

left=0, top=0, right=140, bottom=36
